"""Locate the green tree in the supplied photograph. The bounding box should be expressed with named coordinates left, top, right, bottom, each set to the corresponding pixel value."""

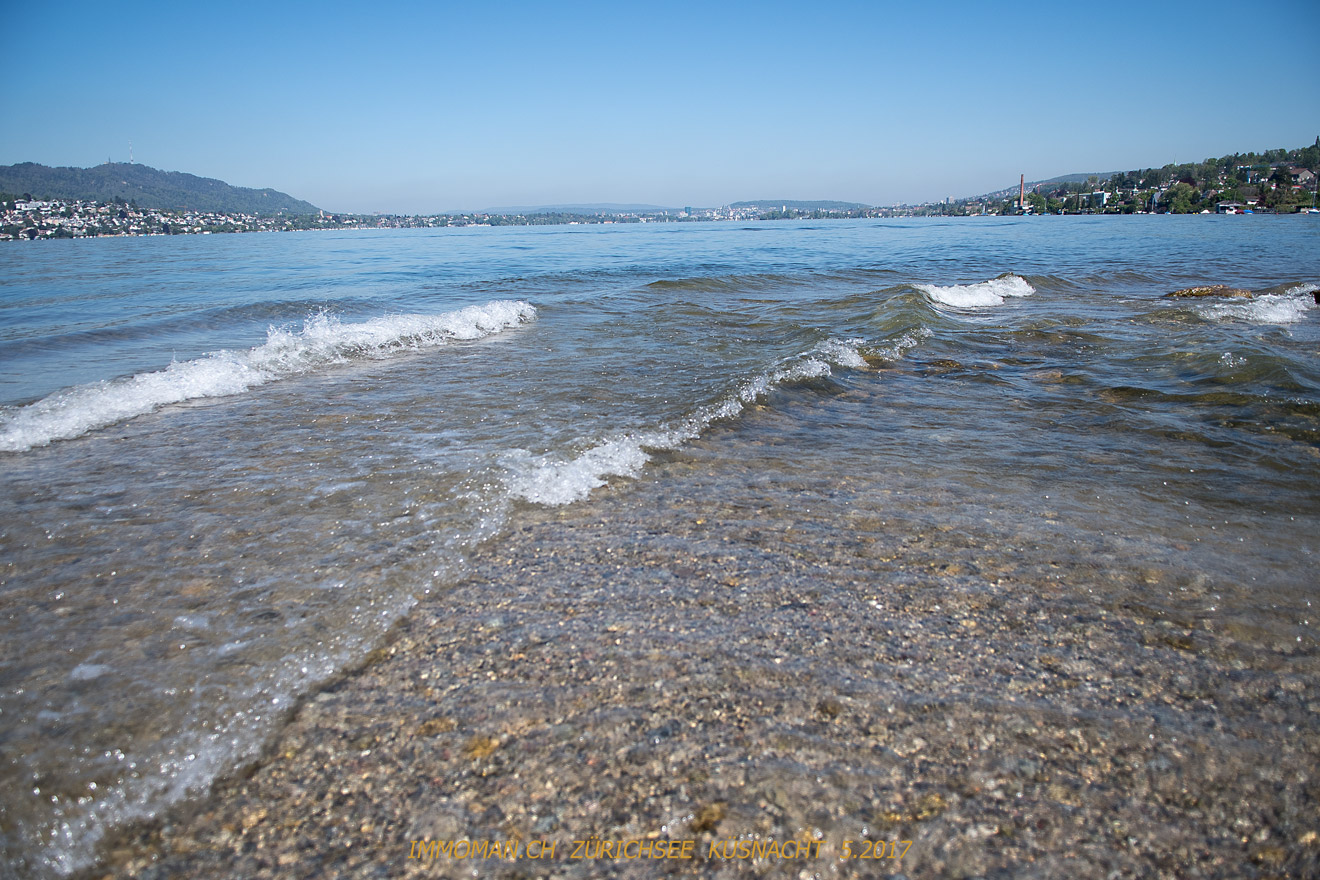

left=1264, top=178, right=1298, bottom=211
left=1299, top=142, right=1320, bottom=171
left=1160, top=183, right=1197, bottom=213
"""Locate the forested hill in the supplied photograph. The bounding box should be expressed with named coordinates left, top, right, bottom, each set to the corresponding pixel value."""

left=0, top=163, right=320, bottom=214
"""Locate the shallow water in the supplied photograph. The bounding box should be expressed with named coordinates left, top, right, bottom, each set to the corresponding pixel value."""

left=1, top=216, right=1318, bottom=876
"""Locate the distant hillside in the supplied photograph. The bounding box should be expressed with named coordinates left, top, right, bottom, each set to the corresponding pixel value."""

left=975, top=172, right=1118, bottom=201
left=474, top=203, right=679, bottom=215
left=731, top=199, right=871, bottom=211
left=0, top=163, right=319, bottom=214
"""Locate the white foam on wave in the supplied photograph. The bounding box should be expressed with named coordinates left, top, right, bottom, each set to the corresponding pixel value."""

left=1203, top=283, right=1317, bottom=325
left=0, top=301, right=537, bottom=452
left=501, top=437, right=656, bottom=507
left=504, top=338, right=868, bottom=506
left=916, top=274, right=1035, bottom=308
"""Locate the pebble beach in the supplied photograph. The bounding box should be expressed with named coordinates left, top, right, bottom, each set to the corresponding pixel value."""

left=94, top=406, right=1320, bottom=880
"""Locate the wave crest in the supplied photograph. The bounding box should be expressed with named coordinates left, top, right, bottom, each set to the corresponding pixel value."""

left=0, top=300, right=537, bottom=452
left=1202, top=283, right=1318, bottom=325
left=504, top=338, right=869, bottom=506
left=915, top=273, right=1035, bottom=308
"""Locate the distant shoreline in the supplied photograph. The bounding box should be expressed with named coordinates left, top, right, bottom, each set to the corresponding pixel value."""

left=3, top=199, right=1316, bottom=243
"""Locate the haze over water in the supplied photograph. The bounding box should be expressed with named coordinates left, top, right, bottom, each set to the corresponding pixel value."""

left=1, top=216, right=1318, bottom=876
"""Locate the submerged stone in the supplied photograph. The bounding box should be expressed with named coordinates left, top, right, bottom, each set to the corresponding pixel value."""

left=1165, top=285, right=1254, bottom=298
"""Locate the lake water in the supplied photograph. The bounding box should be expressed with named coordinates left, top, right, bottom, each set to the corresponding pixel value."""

left=1, top=216, right=1317, bottom=876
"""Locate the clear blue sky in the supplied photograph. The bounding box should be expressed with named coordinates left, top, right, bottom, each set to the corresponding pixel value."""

left=3, top=0, right=1317, bottom=213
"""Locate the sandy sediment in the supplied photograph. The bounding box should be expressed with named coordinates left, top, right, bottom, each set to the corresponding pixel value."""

left=93, top=460, right=1320, bottom=880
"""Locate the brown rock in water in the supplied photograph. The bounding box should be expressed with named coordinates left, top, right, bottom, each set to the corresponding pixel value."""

left=1313, top=289, right=1319, bottom=305
left=1166, top=285, right=1254, bottom=298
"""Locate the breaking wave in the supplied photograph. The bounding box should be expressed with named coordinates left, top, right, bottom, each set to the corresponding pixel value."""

left=503, top=338, right=870, bottom=506
left=1202, top=283, right=1318, bottom=325
left=0, top=301, right=537, bottom=452
left=915, top=273, right=1036, bottom=308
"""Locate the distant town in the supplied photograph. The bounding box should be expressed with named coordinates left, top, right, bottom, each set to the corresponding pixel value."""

left=0, top=199, right=887, bottom=241
left=3, top=142, right=1317, bottom=242
left=926, top=145, right=1319, bottom=218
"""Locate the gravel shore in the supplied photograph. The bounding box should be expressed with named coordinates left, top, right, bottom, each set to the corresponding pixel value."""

left=90, top=433, right=1320, bottom=880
